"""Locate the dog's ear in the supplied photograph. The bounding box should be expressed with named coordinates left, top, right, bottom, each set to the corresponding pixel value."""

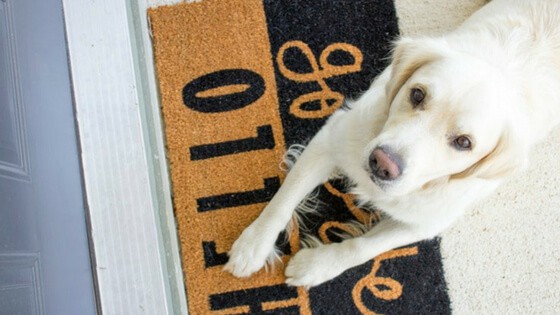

left=451, top=127, right=528, bottom=181
left=386, top=37, right=450, bottom=105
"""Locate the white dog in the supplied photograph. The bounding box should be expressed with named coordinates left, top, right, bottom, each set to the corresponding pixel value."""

left=225, top=0, right=560, bottom=287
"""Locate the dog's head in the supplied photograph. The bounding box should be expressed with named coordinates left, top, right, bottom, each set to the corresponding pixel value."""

left=364, top=37, right=529, bottom=196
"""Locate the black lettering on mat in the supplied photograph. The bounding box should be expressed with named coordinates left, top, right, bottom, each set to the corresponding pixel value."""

left=210, top=284, right=299, bottom=314
left=183, top=69, right=265, bottom=113
left=190, top=125, right=275, bottom=161
left=203, top=233, right=291, bottom=269
left=196, top=177, right=281, bottom=212
left=202, top=241, right=229, bottom=268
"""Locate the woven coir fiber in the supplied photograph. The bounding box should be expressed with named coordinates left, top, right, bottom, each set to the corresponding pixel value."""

left=149, top=0, right=451, bottom=314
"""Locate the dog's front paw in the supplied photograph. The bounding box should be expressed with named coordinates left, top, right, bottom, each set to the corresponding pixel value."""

left=285, top=245, right=346, bottom=288
left=224, top=224, right=280, bottom=278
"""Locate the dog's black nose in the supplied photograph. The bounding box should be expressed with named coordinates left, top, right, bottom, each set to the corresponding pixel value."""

left=369, top=147, right=403, bottom=181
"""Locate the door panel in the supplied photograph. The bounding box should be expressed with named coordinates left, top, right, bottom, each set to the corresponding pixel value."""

left=0, top=0, right=97, bottom=314
left=0, top=0, right=30, bottom=182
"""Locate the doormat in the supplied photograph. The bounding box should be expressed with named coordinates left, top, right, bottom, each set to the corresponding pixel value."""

left=149, top=0, right=451, bottom=314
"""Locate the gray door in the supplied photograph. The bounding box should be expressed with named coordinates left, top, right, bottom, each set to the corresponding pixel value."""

left=0, top=0, right=97, bottom=314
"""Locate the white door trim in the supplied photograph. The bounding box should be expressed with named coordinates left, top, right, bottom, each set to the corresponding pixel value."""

left=62, top=0, right=188, bottom=314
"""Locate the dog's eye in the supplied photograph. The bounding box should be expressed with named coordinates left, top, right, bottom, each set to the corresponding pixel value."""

left=410, top=88, right=425, bottom=108
left=453, top=135, right=472, bottom=150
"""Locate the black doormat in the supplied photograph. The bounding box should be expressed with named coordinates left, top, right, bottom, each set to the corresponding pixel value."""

left=149, top=0, right=451, bottom=313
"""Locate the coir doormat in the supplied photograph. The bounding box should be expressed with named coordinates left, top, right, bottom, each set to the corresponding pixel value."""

left=149, top=0, right=451, bottom=314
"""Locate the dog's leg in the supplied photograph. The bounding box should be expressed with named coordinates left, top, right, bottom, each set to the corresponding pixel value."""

left=285, top=219, right=437, bottom=287
left=225, top=130, right=336, bottom=278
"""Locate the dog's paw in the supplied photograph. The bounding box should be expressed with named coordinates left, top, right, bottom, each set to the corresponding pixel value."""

left=224, top=224, right=280, bottom=278
left=285, top=245, right=346, bottom=288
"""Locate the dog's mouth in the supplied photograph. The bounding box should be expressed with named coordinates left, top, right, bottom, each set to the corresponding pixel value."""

left=366, top=167, right=393, bottom=190
left=372, top=175, right=395, bottom=189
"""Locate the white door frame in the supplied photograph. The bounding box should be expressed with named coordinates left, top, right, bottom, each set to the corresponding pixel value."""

left=62, top=0, right=188, bottom=314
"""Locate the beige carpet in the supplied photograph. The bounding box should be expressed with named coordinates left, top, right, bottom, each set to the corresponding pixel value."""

left=148, top=0, right=560, bottom=313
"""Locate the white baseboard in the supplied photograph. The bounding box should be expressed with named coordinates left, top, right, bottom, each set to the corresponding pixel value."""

left=62, top=0, right=188, bottom=314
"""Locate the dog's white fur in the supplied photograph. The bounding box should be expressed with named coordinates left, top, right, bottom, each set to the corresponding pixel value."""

left=225, top=0, right=560, bottom=287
